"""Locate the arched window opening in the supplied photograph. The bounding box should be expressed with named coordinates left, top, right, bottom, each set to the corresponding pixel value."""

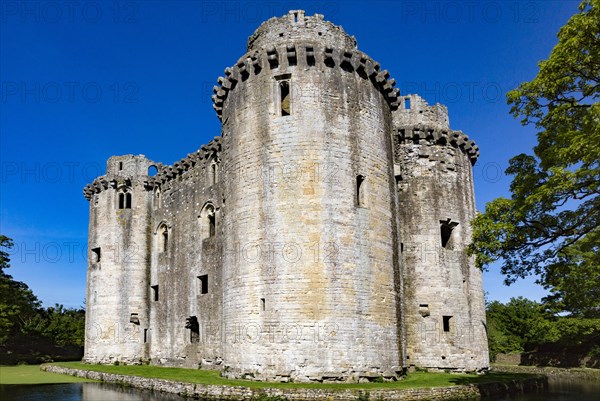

left=117, top=188, right=132, bottom=210
left=356, top=175, right=366, bottom=207
left=201, top=204, right=216, bottom=239
left=148, top=165, right=158, bottom=176
left=208, top=161, right=218, bottom=186
left=158, top=225, right=169, bottom=253
left=153, top=187, right=161, bottom=209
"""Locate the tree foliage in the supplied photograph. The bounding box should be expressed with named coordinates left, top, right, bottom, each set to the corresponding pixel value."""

left=486, top=297, right=600, bottom=365
left=469, top=0, right=600, bottom=317
left=0, top=235, right=85, bottom=363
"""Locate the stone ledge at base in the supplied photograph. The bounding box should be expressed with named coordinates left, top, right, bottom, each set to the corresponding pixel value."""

left=42, top=365, right=548, bottom=401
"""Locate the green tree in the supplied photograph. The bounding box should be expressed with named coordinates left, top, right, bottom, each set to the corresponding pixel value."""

left=469, top=0, right=600, bottom=317
left=0, top=235, right=41, bottom=344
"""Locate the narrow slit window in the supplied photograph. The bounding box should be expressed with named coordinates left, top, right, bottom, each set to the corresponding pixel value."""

left=261, top=298, right=266, bottom=311
left=151, top=285, right=159, bottom=301
left=356, top=175, right=366, bottom=207
left=208, top=213, right=216, bottom=237
left=280, top=81, right=290, bottom=116
left=210, top=163, right=217, bottom=185
left=119, top=161, right=123, bottom=170
left=159, top=226, right=169, bottom=253
left=125, top=192, right=132, bottom=209
left=143, top=329, right=148, bottom=343
left=443, top=315, right=452, bottom=332
left=198, top=274, right=208, bottom=294
left=118, top=193, right=125, bottom=209
left=91, top=247, right=101, bottom=263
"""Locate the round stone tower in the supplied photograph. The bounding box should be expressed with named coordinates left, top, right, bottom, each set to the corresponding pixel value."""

left=393, top=95, right=489, bottom=371
left=214, top=10, right=404, bottom=382
left=83, top=155, right=155, bottom=364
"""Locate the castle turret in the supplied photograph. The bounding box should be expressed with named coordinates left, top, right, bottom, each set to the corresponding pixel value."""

left=393, top=95, right=488, bottom=371
left=83, top=155, right=155, bottom=364
left=214, top=10, right=404, bottom=382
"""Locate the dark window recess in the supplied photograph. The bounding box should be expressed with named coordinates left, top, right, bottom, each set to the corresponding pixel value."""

left=162, top=229, right=168, bottom=252
left=443, top=316, right=452, bottom=332
left=151, top=285, right=159, bottom=301
left=440, top=219, right=459, bottom=248
left=91, top=247, right=101, bottom=263
left=118, top=193, right=125, bottom=209
left=211, top=163, right=217, bottom=185
left=280, top=81, right=290, bottom=116
left=208, top=214, right=216, bottom=237
left=261, top=298, right=266, bottom=311
left=356, top=175, right=365, bottom=207
left=198, top=275, right=208, bottom=294
left=186, top=316, right=200, bottom=343
left=306, top=47, right=315, bottom=66
left=119, top=161, right=123, bottom=170
left=286, top=45, right=297, bottom=66
left=130, top=313, right=140, bottom=325
left=143, top=329, right=148, bottom=343
left=125, top=193, right=132, bottom=209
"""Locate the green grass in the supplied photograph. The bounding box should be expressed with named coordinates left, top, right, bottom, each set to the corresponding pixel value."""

left=49, top=362, right=540, bottom=390
left=0, top=365, right=94, bottom=385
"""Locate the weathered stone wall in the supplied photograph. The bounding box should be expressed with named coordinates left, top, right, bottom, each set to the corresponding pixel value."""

left=393, top=95, right=488, bottom=371
left=146, top=140, right=223, bottom=369
left=218, top=11, right=402, bottom=382
left=82, top=11, right=489, bottom=380
left=84, top=155, right=155, bottom=364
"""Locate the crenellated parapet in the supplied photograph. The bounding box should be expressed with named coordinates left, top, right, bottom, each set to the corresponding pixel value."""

left=395, top=124, right=480, bottom=165
left=212, top=45, right=400, bottom=120
left=83, top=137, right=221, bottom=200
left=212, top=12, right=400, bottom=121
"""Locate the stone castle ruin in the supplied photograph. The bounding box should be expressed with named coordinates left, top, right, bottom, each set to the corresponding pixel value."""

left=83, top=10, right=489, bottom=382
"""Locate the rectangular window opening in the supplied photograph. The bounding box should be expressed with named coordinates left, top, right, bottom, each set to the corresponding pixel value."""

left=143, top=328, right=148, bottom=343
left=91, top=247, right=101, bottom=263
left=186, top=316, right=200, bottom=343
left=280, top=81, right=290, bottom=116
left=260, top=298, right=266, bottom=311
left=198, top=275, right=208, bottom=294
left=440, top=219, right=459, bottom=248
left=404, top=98, right=411, bottom=109
left=443, top=315, right=452, bottom=332
left=151, top=285, right=159, bottom=301
left=118, top=193, right=125, bottom=209
left=119, top=161, right=123, bottom=170
left=125, top=193, right=132, bottom=209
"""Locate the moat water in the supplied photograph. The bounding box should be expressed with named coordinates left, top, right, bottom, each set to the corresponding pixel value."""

left=1, top=377, right=599, bottom=401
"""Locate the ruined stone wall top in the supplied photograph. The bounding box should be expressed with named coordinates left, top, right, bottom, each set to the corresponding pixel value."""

left=394, top=94, right=450, bottom=130
left=247, top=10, right=357, bottom=51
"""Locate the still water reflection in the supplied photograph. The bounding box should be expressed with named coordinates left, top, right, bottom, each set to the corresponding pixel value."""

left=0, top=382, right=185, bottom=401
left=1, top=376, right=599, bottom=401
left=485, top=376, right=600, bottom=401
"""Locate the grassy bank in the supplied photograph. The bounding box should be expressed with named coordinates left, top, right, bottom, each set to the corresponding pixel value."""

left=49, top=362, right=540, bottom=390
left=0, top=365, right=94, bottom=385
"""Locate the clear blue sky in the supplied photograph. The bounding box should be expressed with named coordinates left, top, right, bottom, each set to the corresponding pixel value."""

left=1, top=0, right=580, bottom=308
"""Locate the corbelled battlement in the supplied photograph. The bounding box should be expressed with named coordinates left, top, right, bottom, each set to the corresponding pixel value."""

left=395, top=124, right=479, bottom=165
left=212, top=44, right=400, bottom=120
left=247, top=10, right=356, bottom=51
left=83, top=137, right=221, bottom=200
